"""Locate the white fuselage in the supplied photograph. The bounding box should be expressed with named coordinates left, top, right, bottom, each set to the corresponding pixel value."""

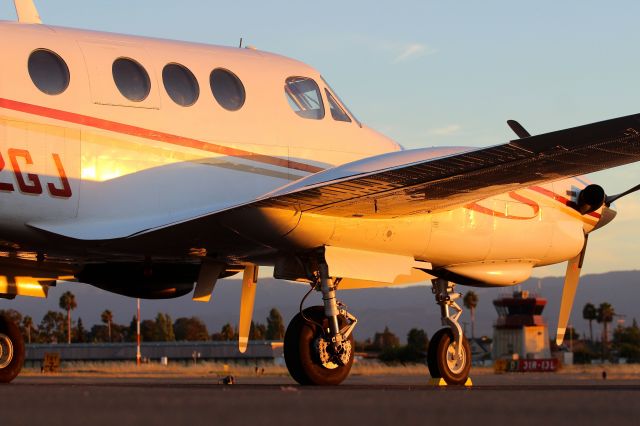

left=0, top=21, right=604, bottom=287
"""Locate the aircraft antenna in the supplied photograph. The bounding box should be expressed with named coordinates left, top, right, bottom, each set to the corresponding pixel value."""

left=14, top=0, right=42, bottom=24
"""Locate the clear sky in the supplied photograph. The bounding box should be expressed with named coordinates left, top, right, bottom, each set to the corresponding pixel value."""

left=1, top=1, right=640, bottom=277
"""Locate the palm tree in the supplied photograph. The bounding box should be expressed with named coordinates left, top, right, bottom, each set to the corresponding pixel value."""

left=266, top=308, right=285, bottom=340
left=59, top=291, right=77, bottom=344
left=101, top=310, right=113, bottom=342
left=22, top=315, right=33, bottom=344
left=582, top=303, right=597, bottom=343
left=463, top=291, right=479, bottom=338
left=597, top=302, right=615, bottom=359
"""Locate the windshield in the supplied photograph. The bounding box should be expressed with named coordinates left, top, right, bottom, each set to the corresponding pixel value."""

left=325, top=89, right=351, bottom=122
left=321, top=76, right=361, bottom=127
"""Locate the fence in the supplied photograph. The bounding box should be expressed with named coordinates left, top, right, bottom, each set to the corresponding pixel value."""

left=25, top=341, right=284, bottom=365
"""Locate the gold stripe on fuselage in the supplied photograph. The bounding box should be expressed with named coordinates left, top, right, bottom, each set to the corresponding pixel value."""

left=1, top=114, right=301, bottom=182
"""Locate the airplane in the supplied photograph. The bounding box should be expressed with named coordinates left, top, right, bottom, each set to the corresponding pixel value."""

left=1, top=0, right=640, bottom=385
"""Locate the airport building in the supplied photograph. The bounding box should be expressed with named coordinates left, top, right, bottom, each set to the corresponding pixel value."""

left=492, top=291, right=551, bottom=360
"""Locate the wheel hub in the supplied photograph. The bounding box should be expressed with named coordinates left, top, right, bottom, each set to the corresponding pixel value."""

left=446, top=341, right=466, bottom=374
left=0, top=333, right=14, bottom=369
left=314, top=337, right=352, bottom=369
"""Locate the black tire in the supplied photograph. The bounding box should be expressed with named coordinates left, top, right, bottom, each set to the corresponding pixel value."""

left=0, top=314, right=25, bottom=384
left=427, top=328, right=450, bottom=378
left=427, top=328, right=471, bottom=385
left=284, top=306, right=354, bottom=386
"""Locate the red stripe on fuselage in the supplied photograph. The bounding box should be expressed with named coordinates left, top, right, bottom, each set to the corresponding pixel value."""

left=467, top=191, right=540, bottom=220
left=466, top=186, right=602, bottom=222
left=0, top=98, right=325, bottom=174
left=529, top=185, right=601, bottom=219
left=0, top=98, right=603, bottom=220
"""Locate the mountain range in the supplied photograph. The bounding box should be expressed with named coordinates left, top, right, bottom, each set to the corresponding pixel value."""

left=2, top=270, right=639, bottom=342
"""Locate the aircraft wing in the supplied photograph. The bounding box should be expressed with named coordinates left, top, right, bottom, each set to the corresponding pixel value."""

left=252, top=112, right=640, bottom=218
left=29, top=112, right=640, bottom=244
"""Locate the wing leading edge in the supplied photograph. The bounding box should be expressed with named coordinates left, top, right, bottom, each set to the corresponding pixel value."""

left=254, top=113, right=640, bottom=218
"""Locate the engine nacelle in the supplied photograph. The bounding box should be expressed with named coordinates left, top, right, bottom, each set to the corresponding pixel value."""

left=577, top=184, right=605, bottom=215
left=77, top=263, right=199, bottom=299
left=443, top=260, right=536, bottom=287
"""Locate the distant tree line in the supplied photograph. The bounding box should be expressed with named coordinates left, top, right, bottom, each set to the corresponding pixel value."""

left=564, top=301, right=640, bottom=363
left=356, top=326, right=429, bottom=363
left=352, top=290, right=481, bottom=364
left=0, top=292, right=286, bottom=344
left=211, top=308, right=285, bottom=342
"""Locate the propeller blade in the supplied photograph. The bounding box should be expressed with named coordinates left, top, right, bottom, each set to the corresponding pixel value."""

left=507, top=120, right=531, bottom=139
left=605, top=183, right=640, bottom=206
left=556, top=235, right=588, bottom=346
left=192, top=260, right=224, bottom=303
left=238, top=264, right=259, bottom=353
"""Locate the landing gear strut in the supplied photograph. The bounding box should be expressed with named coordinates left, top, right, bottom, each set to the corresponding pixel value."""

left=284, top=262, right=357, bottom=385
left=0, top=314, right=25, bottom=383
left=427, top=278, right=471, bottom=385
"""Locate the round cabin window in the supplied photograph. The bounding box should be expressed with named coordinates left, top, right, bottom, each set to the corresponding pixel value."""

left=28, top=49, right=70, bottom=95
left=163, top=63, right=199, bottom=107
left=210, top=68, right=245, bottom=111
left=112, top=57, right=151, bottom=102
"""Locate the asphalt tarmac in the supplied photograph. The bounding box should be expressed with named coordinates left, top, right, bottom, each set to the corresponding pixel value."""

left=3, top=374, right=640, bottom=426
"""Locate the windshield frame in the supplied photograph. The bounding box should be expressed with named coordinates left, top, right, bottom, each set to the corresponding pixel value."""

left=321, top=76, right=362, bottom=128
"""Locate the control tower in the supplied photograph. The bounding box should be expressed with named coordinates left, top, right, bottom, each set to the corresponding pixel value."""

left=492, top=290, right=551, bottom=360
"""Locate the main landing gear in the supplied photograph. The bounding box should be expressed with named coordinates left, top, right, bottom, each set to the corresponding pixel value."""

left=282, top=263, right=470, bottom=386
left=427, top=278, right=471, bottom=385
left=284, top=263, right=357, bottom=385
left=0, top=313, right=25, bottom=384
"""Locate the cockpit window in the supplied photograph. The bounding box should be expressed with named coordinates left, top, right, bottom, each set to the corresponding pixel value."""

left=325, top=89, right=351, bottom=123
left=321, top=76, right=361, bottom=127
left=284, top=77, right=325, bottom=120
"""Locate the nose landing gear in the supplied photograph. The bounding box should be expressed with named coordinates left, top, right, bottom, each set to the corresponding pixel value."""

left=427, top=278, right=471, bottom=385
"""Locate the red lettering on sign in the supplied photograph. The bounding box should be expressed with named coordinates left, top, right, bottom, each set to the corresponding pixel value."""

left=8, top=148, right=43, bottom=195
left=0, top=153, right=15, bottom=192
left=47, top=153, right=72, bottom=198
left=517, top=358, right=558, bottom=372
